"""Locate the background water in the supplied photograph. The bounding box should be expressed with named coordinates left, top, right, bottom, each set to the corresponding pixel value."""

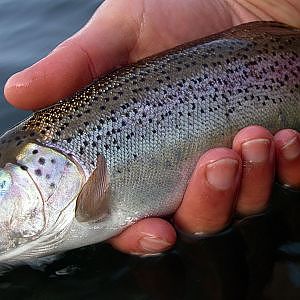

left=0, top=0, right=101, bottom=130
left=0, top=1, right=300, bottom=299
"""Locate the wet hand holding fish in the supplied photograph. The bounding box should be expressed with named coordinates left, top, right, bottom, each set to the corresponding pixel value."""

left=0, top=21, right=299, bottom=265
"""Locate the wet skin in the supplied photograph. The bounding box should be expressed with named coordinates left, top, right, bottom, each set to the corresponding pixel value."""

left=4, top=0, right=300, bottom=254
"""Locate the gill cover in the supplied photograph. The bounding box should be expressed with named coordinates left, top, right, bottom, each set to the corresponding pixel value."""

left=0, top=164, right=44, bottom=254
left=0, top=143, right=83, bottom=263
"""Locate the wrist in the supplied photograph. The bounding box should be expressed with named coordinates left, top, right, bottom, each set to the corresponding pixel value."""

left=226, top=0, right=300, bottom=28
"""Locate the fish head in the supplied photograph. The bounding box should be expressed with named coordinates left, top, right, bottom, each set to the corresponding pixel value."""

left=0, top=136, right=84, bottom=264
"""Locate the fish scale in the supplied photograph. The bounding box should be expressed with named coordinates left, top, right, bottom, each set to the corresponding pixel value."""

left=0, top=21, right=299, bottom=264
left=16, top=34, right=299, bottom=175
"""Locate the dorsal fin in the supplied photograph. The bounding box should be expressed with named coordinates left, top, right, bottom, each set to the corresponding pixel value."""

left=75, top=155, right=110, bottom=222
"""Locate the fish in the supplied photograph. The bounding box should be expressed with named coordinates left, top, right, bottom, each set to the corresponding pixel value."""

left=0, top=21, right=299, bottom=266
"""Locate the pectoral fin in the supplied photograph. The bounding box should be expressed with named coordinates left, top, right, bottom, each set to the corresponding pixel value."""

left=75, top=155, right=110, bottom=222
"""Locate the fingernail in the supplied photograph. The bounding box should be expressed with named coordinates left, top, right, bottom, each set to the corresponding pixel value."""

left=139, top=234, right=172, bottom=253
left=130, top=252, right=162, bottom=257
left=282, top=136, right=300, bottom=160
left=242, top=138, right=270, bottom=163
left=206, top=158, right=238, bottom=190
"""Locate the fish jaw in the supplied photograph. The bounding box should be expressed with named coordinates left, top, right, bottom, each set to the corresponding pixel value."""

left=0, top=142, right=84, bottom=265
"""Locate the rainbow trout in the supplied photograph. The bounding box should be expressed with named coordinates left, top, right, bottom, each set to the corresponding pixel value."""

left=0, top=21, right=299, bottom=265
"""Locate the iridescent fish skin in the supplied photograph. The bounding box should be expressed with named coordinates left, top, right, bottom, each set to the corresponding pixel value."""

left=0, top=21, right=299, bottom=265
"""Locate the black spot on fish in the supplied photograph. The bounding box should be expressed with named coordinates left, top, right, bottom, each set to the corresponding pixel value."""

left=46, top=174, right=51, bottom=180
left=35, top=169, right=42, bottom=176
left=32, top=150, right=38, bottom=155
left=38, top=158, right=45, bottom=165
left=50, top=183, right=56, bottom=189
left=20, top=165, right=28, bottom=171
left=51, top=159, right=56, bottom=164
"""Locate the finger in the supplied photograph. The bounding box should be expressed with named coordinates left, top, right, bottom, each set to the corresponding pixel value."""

left=4, top=0, right=142, bottom=110
left=109, top=218, right=176, bottom=255
left=174, top=148, right=242, bottom=234
left=232, top=126, right=275, bottom=216
left=4, top=0, right=235, bottom=111
left=274, top=129, right=300, bottom=188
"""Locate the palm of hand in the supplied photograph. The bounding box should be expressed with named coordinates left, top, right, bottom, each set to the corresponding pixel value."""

left=5, top=0, right=254, bottom=109
left=118, top=0, right=233, bottom=61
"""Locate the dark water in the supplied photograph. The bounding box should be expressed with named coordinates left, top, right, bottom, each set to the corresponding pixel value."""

left=0, top=1, right=300, bottom=299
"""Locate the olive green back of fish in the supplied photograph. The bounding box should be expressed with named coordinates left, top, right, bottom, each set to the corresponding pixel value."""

left=0, top=22, right=299, bottom=242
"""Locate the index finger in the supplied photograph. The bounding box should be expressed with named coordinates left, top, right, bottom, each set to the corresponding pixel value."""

left=4, top=0, right=141, bottom=110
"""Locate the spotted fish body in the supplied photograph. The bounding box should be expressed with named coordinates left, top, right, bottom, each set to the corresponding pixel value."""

left=0, top=22, right=299, bottom=264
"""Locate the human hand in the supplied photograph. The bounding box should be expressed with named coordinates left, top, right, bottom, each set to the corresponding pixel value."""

left=4, top=0, right=300, bottom=254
